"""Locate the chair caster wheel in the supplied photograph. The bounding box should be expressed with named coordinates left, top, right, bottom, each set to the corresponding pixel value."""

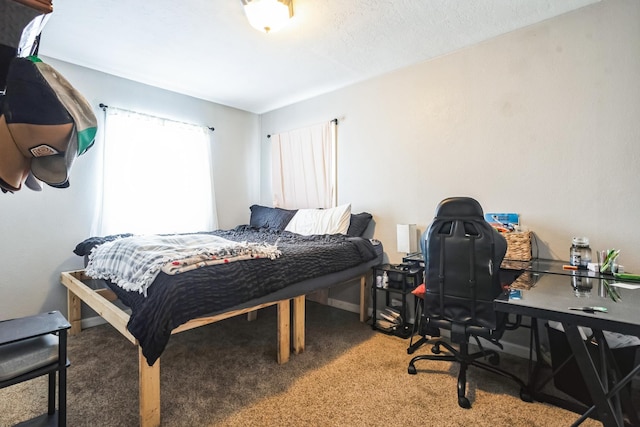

left=520, top=389, right=533, bottom=402
left=431, top=345, right=441, bottom=354
left=407, top=347, right=415, bottom=355
left=458, top=396, right=471, bottom=409
left=408, top=365, right=417, bottom=375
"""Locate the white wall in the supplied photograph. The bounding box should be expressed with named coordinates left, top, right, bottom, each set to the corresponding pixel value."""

left=0, top=59, right=260, bottom=319
left=1, top=0, right=637, bottom=325
left=260, top=0, right=640, bottom=305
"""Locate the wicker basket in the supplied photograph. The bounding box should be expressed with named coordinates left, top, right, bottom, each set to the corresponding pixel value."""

left=503, top=231, right=533, bottom=261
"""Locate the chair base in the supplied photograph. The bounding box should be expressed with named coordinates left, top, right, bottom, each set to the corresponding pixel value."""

left=407, top=335, right=429, bottom=355
left=408, top=339, right=531, bottom=409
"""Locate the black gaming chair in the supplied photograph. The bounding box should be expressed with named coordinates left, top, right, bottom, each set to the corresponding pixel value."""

left=407, top=197, right=528, bottom=408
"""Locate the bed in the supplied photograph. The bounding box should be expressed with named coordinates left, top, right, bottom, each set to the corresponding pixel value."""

left=60, top=205, right=382, bottom=427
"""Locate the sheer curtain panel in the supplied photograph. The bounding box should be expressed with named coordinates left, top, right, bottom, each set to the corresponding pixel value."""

left=271, top=121, right=335, bottom=209
left=93, top=107, right=217, bottom=236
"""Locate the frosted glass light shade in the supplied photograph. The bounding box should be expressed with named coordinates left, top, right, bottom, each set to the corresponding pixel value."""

left=397, top=224, right=417, bottom=254
left=242, top=0, right=294, bottom=33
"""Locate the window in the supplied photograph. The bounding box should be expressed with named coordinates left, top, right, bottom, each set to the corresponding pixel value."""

left=270, top=120, right=337, bottom=209
left=93, top=107, right=217, bottom=236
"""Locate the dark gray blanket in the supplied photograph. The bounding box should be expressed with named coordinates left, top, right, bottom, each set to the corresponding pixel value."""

left=75, top=226, right=381, bottom=365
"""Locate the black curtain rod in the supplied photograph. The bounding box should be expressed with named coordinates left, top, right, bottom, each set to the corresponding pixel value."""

left=267, top=118, right=338, bottom=139
left=99, top=103, right=215, bottom=131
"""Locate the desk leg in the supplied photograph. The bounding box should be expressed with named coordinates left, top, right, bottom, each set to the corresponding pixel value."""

left=529, top=318, right=539, bottom=385
left=593, top=330, right=640, bottom=426
left=563, top=323, right=622, bottom=427
left=526, top=318, right=550, bottom=399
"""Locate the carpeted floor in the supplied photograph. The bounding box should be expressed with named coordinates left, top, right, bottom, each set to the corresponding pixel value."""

left=0, top=302, right=618, bottom=426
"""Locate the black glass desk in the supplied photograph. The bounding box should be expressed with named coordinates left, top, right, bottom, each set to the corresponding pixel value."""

left=502, top=258, right=619, bottom=299
left=495, top=273, right=640, bottom=427
left=502, top=258, right=618, bottom=279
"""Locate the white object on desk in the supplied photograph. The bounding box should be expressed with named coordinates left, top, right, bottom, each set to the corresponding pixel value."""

left=397, top=224, right=417, bottom=253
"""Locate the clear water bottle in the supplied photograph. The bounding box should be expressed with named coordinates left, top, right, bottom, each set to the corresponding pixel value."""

left=570, top=237, right=592, bottom=267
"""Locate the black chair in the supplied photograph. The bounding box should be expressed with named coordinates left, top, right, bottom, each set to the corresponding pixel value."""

left=407, top=197, right=529, bottom=408
left=0, top=311, right=71, bottom=426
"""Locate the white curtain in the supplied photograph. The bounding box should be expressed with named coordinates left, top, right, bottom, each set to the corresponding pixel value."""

left=271, top=121, right=336, bottom=209
left=92, top=107, right=217, bottom=236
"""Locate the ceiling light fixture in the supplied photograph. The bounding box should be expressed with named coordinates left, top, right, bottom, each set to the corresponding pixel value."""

left=241, top=0, right=294, bottom=33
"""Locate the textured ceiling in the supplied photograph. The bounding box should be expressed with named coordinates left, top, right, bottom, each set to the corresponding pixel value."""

left=39, top=0, right=599, bottom=114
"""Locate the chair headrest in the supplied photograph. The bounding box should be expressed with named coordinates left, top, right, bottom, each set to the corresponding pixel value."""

left=434, top=197, right=484, bottom=219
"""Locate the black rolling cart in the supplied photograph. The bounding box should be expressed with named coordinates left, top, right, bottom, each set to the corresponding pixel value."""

left=371, top=263, right=423, bottom=338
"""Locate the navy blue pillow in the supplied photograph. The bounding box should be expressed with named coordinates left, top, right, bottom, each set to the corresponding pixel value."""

left=249, top=205, right=298, bottom=230
left=347, top=212, right=373, bottom=237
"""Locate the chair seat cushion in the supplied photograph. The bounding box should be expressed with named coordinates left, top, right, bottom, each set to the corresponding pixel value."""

left=0, top=334, right=58, bottom=382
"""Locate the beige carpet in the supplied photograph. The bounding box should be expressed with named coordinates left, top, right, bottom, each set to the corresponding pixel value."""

left=0, top=302, right=609, bottom=426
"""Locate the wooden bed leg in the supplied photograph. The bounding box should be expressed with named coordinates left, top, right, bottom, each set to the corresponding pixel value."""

left=67, top=289, right=82, bottom=335
left=292, top=295, right=305, bottom=354
left=139, top=347, right=160, bottom=427
left=359, top=275, right=368, bottom=323
left=277, top=300, right=290, bottom=364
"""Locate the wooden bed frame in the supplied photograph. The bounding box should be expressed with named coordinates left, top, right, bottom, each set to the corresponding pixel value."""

left=60, top=270, right=369, bottom=427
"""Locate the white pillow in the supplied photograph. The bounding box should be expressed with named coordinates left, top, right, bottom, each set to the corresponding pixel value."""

left=285, top=204, right=352, bottom=236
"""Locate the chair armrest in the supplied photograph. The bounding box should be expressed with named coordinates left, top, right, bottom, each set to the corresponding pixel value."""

left=0, top=311, right=70, bottom=346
